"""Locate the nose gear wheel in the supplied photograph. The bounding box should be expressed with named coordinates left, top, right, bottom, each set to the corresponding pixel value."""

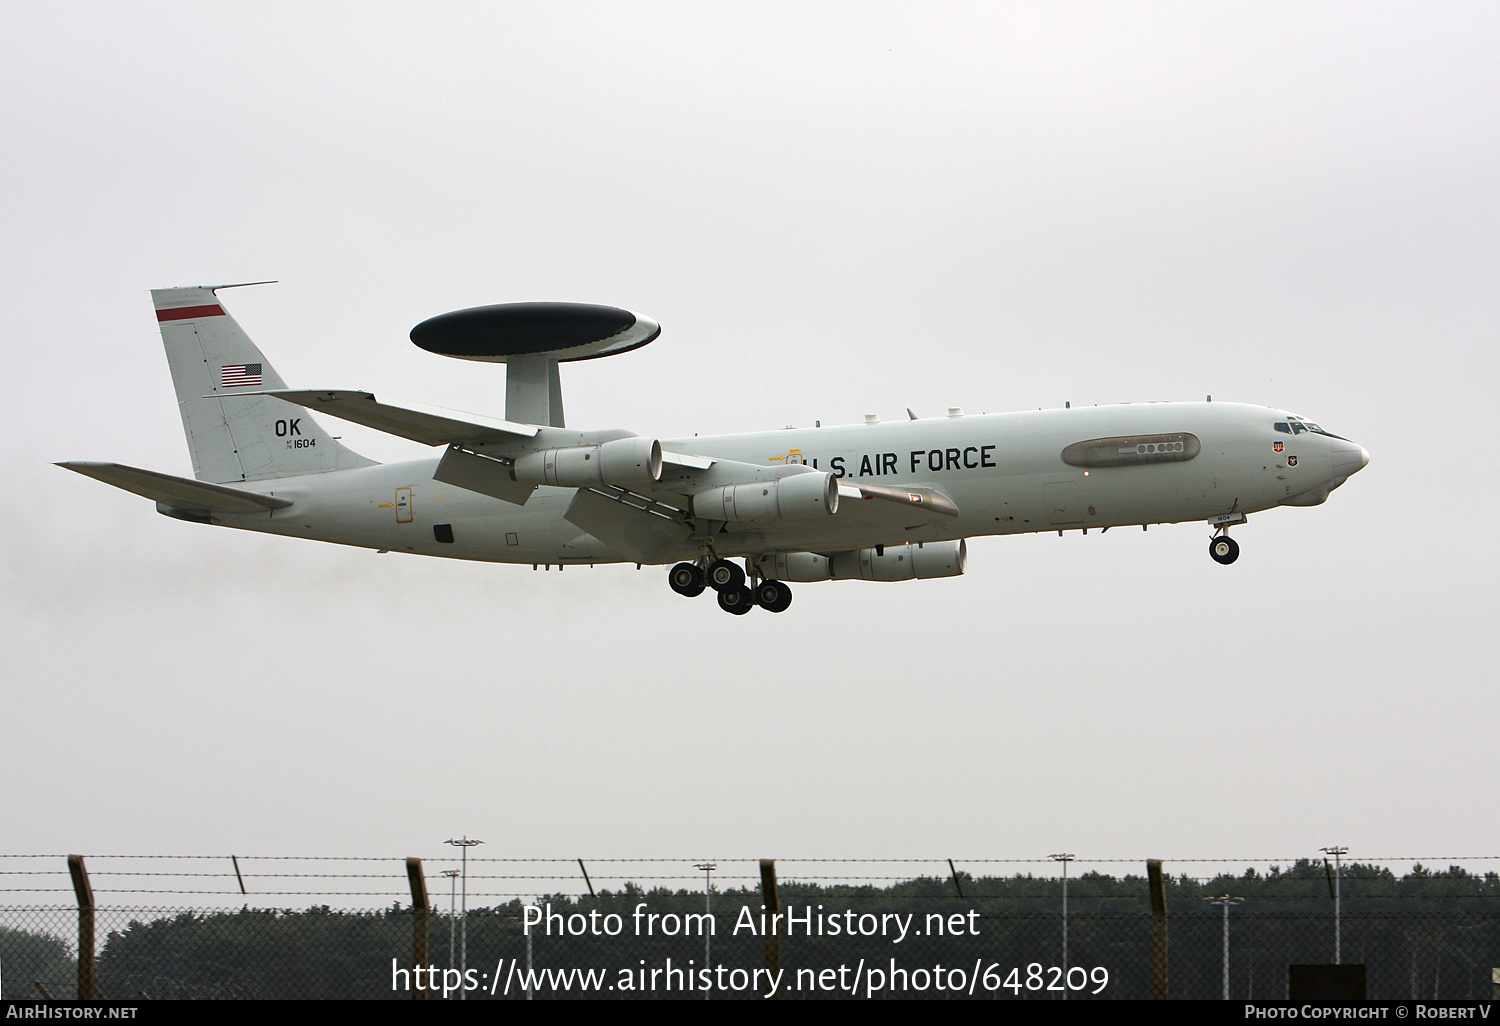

left=1209, top=535, right=1240, bottom=565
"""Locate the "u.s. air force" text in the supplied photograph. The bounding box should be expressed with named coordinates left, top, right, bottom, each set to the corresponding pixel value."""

left=819, top=446, right=997, bottom=479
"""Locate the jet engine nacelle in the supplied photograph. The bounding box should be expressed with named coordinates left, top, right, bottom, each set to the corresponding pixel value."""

left=760, top=552, right=833, bottom=582
left=692, top=471, right=838, bottom=522
left=761, top=540, right=968, bottom=582
left=828, top=540, right=968, bottom=582
left=511, top=437, right=662, bottom=489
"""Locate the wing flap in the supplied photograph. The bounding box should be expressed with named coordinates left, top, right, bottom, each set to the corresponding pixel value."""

left=661, top=450, right=715, bottom=471
left=821, top=481, right=960, bottom=533
left=250, top=390, right=541, bottom=447
left=837, top=482, right=959, bottom=518
left=432, top=445, right=537, bottom=505
left=56, top=462, right=293, bottom=513
left=564, top=488, right=693, bottom=564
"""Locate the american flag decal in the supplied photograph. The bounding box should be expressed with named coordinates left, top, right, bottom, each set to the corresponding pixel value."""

left=221, top=363, right=263, bottom=388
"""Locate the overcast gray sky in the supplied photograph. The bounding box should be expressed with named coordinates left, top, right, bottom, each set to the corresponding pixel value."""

left=4, top=3, right=1498, bottom=889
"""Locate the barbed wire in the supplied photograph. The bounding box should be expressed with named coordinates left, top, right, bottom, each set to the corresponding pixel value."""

left=6, top=890, right=1497, bottom=901
left=6, top=854, right=1497, bottom=862
left=2, top=855, right=1493, bottom=909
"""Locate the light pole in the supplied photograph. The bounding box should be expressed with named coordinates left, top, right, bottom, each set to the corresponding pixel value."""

left=695, top=863, right=716, bottom=1000
left=440, top=869, right=460, bottom=982
left=1206, top=894, right=1244, bottom=999
left=1049, top=853, right=1075, bottom=999
left=1320, top=846, right=1348, bottom=964
left=446, top=836, right=483, bottom=1000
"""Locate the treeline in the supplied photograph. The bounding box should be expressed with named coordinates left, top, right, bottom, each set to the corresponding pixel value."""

left=0, top=925, right=76, bottom=999
left=4, top=860, right=1496, bottom=999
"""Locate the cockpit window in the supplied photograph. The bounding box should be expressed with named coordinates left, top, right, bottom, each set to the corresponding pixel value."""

left=1284, top=415, right=1348, bottom=441
left=1274, top=422, right=1291, bottom=433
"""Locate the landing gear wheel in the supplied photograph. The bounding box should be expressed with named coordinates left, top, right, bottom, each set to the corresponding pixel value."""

left=706, top=559, right=746, bottom=592
left=754, top=580, right=793, bottom=613
left=717, top=586, right=754, bottom=615
left=1209, top=535, right=1240, bottom=565
left=668, top=562, right=705, bottom=597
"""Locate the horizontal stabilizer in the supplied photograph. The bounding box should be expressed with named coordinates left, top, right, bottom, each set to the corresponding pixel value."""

left=248, top=390, right=541, bottom=447
left=56, top=462, right=293, bottom=513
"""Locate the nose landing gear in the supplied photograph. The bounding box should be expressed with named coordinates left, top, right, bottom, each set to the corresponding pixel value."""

left=667, top=558, right=794, bottom=613
left=1209, top=534, right=1240, bottom=565
left=1207, top=513, right=1246, bottom=565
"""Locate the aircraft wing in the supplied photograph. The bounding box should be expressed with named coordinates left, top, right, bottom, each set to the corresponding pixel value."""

left=56, top=462, right=293, bottom=513
left=560, top=469, right=959, bottom=561
left=248, top=390, right=541, bottom=447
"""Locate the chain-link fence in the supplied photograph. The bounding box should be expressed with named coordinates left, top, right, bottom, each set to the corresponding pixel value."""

left=3, top=855, right=1497, bottom=1000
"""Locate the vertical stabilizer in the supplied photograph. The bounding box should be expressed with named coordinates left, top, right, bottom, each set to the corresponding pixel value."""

left=152, top=286, right=377, bottom=483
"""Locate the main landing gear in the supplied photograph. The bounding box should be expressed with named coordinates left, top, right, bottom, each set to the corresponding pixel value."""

left=753, top=579, right=793, bottom=613
left=667, top=559, right=793, bottom=614
left=668, top=562, right=706, bottom=596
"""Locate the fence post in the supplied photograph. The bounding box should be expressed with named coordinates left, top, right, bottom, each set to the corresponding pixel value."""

left=407, top=858, right=430, bottom=1000
left=1147, top=859, right=1168, bottom=1000
left=760, top=860, right=781, bottom=1000
left=947, top=859, right=965, bottom=898
left=67, top=855, right=96, bottom=1000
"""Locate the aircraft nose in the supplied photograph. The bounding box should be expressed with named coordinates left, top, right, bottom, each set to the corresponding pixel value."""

left=1330, top=438, right=1369, bottom=477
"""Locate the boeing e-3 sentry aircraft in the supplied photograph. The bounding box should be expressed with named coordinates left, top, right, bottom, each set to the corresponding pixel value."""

left=60, top=285, right=1369, bottom=615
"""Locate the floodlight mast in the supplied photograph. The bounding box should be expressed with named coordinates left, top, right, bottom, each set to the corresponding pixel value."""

left=446, top=836, right=483, bottom=1000
left=440, top=869, right=461, bottom=975
left=1206, top=894, right=1245, bottom=1000
left=525, top=896, right=535, bottom=1002
left=1320, top=846, right=1348, bottom=964
left=695, top=863, right=717, bottom=1000
left=1049, top=853, right=1075, bottom=1000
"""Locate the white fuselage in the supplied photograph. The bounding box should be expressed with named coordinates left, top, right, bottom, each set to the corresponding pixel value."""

left=199, top=401, right=1363, bottom=565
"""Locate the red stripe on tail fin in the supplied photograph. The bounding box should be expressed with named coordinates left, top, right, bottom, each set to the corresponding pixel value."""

left=156, top=305, right=225, bottom=321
